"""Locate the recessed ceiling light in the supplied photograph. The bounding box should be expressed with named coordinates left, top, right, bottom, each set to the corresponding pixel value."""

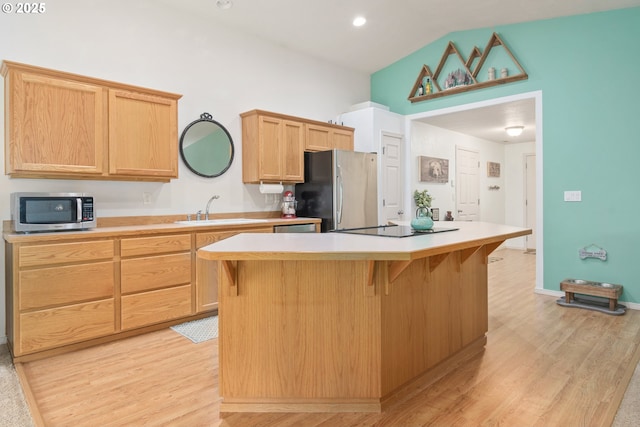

left=216, top=0, right=233, bottom=10
left=353, top=16, right=366, bottom=27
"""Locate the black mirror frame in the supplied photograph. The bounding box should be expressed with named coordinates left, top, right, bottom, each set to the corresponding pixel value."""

left=179, top=112, right=235, bottom=178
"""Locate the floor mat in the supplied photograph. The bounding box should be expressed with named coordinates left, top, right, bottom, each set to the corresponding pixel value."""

left=170, top=316, right=218, bottom=343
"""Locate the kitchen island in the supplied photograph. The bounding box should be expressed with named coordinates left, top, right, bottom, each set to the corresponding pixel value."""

left=198, top=222, right=531, bottom=413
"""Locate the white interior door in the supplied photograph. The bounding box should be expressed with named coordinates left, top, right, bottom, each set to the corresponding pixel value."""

left=455, top=147, right=480, bottom=221
left=525, top=153, right=536, bottom=251
left=381, top=132, right=403, bottom=224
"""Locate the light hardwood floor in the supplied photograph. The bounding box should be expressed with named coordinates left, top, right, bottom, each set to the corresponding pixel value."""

left=17, top=249, right=640, bottom=426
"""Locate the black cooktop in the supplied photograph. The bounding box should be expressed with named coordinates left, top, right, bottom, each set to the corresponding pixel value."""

left=334, top=224, right=459, bottom=238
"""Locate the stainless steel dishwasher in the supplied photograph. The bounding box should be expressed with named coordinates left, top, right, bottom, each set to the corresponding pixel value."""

left=273, top=223, right=317, bottom=233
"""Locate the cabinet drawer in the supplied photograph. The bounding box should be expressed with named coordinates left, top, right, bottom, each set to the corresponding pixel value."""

left=19, top=240, right=114, bottom=267
left=19, top=299, right=115, bottom=354
left=121, top=253, right=191, bottom=294
left=120, top=234, right=191, bottom=257
left=19, top=261, right=115, bottom=310
left=196, top=227, right=272, bottom=248
left=121, top=285, right=192, bottom=330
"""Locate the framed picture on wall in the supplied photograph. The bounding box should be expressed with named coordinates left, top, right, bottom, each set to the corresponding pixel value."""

left=487, top=161, right=501, bottom=177
left=419, top=156, right=449, bottom=183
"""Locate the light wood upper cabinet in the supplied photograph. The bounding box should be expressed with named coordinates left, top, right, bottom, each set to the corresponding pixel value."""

left=305, top=123, right=331, bottom=151
left=242, top=111, right=304, bottom=183
left=256, top=115, right=286, bottom=181
left=331, top=127, right=355, bottom=151
left=108, top=89, right=178, bottom=178
left=241, top=109, right=353, bottom=183
left=3, top=68, right=107, bottom=175
left=305, top=123, right=354, bottom=152
left=281, top=119, right=305, bottom=181
left=1, top=60, right=181, bottom=182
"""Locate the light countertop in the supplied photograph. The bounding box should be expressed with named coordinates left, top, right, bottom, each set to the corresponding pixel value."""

left=3, top=217, right=320, bottom=243
left=198, top=221, right=531, bottom=261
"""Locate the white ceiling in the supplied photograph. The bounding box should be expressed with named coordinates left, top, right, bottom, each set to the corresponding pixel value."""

left=416, top=98, right=537, bottom=143
left=162, top=0, right=640, bottom=74
left=159, top=0, right=640, bottom=142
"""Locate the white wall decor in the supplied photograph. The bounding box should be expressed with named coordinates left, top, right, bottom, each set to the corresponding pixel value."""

left=419, top=156, right=449, bottom=183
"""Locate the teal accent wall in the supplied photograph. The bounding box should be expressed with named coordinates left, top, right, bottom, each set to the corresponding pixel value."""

left=371, top=8, right=640, bottom=303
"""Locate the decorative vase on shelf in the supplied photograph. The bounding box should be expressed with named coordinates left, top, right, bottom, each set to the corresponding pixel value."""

left=411, top=207, right=434, bottom=230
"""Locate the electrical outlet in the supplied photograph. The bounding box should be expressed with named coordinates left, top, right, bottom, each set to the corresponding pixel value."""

left=564, top=190, right=581, bottom=202
left=142, top=192, right=152, bottom=205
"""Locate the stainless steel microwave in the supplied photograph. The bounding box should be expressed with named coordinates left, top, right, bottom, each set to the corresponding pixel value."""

left=11, top=192, right=96, bottom=233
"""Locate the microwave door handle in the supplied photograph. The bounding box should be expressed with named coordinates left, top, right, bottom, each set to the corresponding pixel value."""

left=77, top=198, right=83, bottom=223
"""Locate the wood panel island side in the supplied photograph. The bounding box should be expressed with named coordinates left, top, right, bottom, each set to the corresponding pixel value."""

left=197, top=222, right=531, bottom=413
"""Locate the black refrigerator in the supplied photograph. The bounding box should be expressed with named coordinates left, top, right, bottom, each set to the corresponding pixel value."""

left=295, top=149, right=378, bottom=232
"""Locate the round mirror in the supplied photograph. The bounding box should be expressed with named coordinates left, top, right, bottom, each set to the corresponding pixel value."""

left=179, top=112, right=235, bottom=177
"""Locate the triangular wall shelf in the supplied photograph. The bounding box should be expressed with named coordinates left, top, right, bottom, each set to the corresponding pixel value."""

left=408, top=32, right=528, bottom=103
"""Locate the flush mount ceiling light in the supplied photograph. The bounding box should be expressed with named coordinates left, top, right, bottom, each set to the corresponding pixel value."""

left=216, top=0, right=233, bottom=10
left=353, top=16, right=367, bottom=27
left=505, top=126, right=524, bottom=137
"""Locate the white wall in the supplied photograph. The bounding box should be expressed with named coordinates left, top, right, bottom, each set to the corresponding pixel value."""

left=0, top=0, right=369, bottom=343
left=339, top=106, right=405, bottom=223
left=504, top=141, right=536, bottom=249
left=410, top=122, right=506, bottom=223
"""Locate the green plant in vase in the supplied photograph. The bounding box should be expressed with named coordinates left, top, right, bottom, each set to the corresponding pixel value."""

left=411, top=189, right=434, bottom=230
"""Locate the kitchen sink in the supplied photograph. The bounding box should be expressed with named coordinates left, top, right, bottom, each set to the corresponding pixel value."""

left=174, top=218, right=269, bottom=226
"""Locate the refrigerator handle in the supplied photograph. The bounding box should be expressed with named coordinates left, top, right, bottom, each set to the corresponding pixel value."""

left=337, top=165, right=343, bottom=224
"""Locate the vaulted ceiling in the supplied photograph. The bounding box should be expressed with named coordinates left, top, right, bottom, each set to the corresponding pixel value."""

left=161, top=0, right=640, bottom=73
left=159, top=0, right=640, bottom=142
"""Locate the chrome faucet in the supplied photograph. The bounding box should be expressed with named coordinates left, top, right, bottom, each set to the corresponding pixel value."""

left=205, top=195, right=220, bottom=220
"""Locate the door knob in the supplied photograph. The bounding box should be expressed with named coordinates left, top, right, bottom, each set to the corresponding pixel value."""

left=398, top=210, right=404, bottom=215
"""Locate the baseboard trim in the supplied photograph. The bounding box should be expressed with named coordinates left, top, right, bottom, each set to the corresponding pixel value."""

left=15, top=363, right=46, bottom=427
left=220, top=336, right=488, bottom=414
left=221, top=400, right=381, bottom=413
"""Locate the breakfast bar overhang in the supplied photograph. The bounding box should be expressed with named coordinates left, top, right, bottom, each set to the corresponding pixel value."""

left=198, top=222, right=531, bottom=413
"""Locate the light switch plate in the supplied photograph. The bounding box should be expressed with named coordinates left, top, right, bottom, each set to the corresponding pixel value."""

left=564, top=190, right=582, bottom=202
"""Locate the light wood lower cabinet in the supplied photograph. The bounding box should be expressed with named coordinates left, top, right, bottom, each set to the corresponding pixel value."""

left=195, top=227, right=273, bottom=313
left=120, top=234, right=192, bottom=330
left=10, top=240, right=116, bottom=356
left=18, top=240, right=114, bottom=267
left=19, top=261, right=114, bottom=310
left=19, top=300, right=116, bottom=355
left=5, top=224, right=291, bottom=360
left=121, top=285, right=192, bottom=331
left=121, top=253, right=191, bottom=294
